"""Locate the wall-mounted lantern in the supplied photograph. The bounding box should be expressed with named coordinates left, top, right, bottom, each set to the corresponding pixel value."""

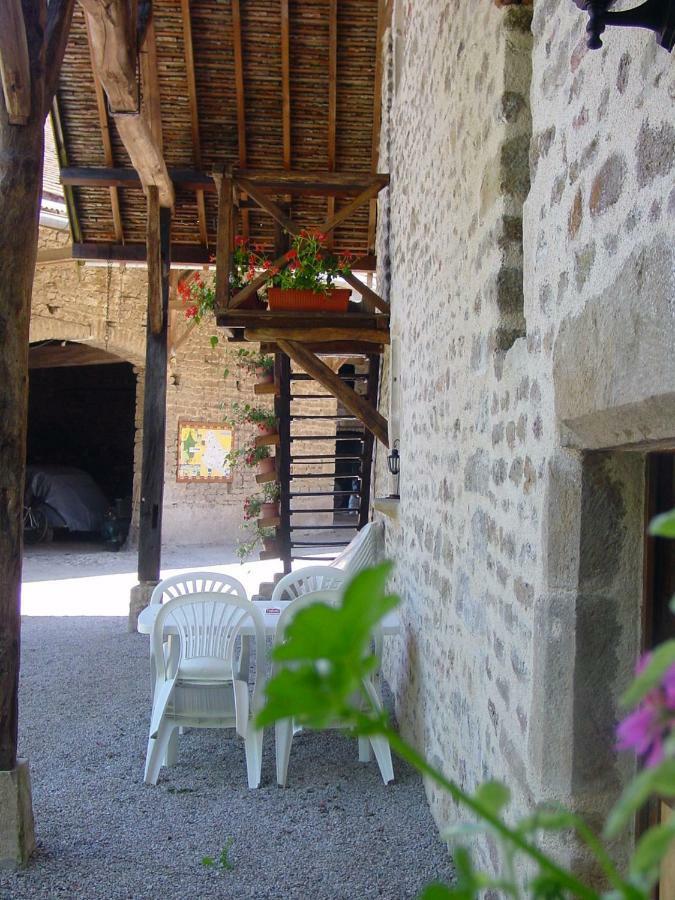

left=387, top=439, right=400, bottom=499
left=573, top=0, right=675, bottom=51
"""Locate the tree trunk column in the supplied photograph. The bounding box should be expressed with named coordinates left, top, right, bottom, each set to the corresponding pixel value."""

left=129, top=204, right=171, bottom=630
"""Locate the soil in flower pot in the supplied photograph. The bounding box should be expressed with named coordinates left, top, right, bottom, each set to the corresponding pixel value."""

left=257, top=455, right=276, bottom=476
left=267, top=287, right=351, bottom=313
left=261, top=501, right=279, bottom=519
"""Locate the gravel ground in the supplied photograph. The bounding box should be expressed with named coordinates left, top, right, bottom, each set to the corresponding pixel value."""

left=2, top=551, right=453, bottom=899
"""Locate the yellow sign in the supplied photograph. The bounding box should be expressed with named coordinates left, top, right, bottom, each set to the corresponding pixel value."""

left=177, top=420, right=234, bottom=483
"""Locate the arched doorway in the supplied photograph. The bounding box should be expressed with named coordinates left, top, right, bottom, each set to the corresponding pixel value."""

left=26, top=341, right=137, bottom=543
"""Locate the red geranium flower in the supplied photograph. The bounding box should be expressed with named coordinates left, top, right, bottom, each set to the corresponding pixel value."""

left=185, top=305, right=198, bottom=319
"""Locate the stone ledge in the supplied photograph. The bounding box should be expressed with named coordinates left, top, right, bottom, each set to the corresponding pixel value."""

left=373, top=497, right=400, bottom=521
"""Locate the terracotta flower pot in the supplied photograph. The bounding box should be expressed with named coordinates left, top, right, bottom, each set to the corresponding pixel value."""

left=255, top=366, right=274, bottom=384
left=257, top=421, right=277, bottom=436
left=263, top=537, right=279, bottom=553
left=267, top=287, right=351, bottom=312
left=261, top=501, right=279, bottom=519
left=257, top=455, right=276, bottom=475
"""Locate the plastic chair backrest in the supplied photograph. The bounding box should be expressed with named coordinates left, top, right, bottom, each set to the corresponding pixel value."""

left=332, top=522, right=384, bottom=575
left=150, top=571, right=247, bottom=606
left=271, top=566, right=347, bottom=604
left=152, top=592, right=267, bottom=707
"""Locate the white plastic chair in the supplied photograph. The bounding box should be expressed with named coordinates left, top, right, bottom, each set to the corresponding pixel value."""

left=270, top=565, right=347, bottom=604
left=150, top=571, right=248, bottom=606
left=272, top=589, right=394, bottom=787
left=332, top=521, right=384, bottom=575
left=144, top=592, right=267, bottom=789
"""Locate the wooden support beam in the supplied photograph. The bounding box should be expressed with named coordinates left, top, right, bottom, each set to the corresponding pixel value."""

left=36, top=244, right=74, bottom=264
left=0, top=0, right=31, bottom=125
left=146, top=186, right=162, bottom=334
left=139, top=18, right=163, bottom=150
left=180, top=0, right=208, bottom=244
left=368, top=0, right=387, bottom=251
left=50, top=99, right=83, bottom=243
left=277, top=340, right=389, bottom=447
left=231, top=0, right=249, bottom=239
left=214, top=169, right=234, bottom=309
left=280, top=0, right=291, bottom=169
left=343, top=271, right=389, bottom=314
left=235, top=175, right=296, bottom=234
left=138, top=205, right=171, bottom=583
left=80, top=0, right=174, bottom=207
left=326, top=0, right=338, bottom=248
left=60, top=165, right=389, bottom=196
left=85, top=16, right=123, bottom=242
left=71, top=241, right=211, bottom=265
left=319, top=178, right=385, bottom=235
left=245, top=327, right=389, bottom=344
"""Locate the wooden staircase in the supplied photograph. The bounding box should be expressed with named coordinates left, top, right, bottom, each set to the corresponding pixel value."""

left=273, top=353, right=380, bottom=573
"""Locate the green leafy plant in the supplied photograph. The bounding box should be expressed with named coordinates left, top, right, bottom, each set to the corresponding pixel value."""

left=258, top=560, right=675, bottom=899
left=226, top=401, right=277, bottom=434
left=234, top=347, right=274, bottom=377
left=201, top=837, right=235, bottom=871
left=270, top=229, right=355, bottom=294
left=236, top=523, right=277, bottom=561
left=224, top=442, right=271, bottom=473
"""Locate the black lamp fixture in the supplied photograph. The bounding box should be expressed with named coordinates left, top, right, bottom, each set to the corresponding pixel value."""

left=573, top=0, right=675, bottom=52
left=387, top=439, right=400, bottom=500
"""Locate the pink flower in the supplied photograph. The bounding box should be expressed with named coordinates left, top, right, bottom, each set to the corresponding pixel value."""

left=616, top=656, right=675, bottom=768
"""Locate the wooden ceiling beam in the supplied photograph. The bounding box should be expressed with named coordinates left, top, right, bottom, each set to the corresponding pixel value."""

left=79, top=0, right=174, bottom=208
left=180, top=0, right=208, bottom=245
left=0, top=0, right=31, bottom=124
left=326, top=0, right=338, bottom=249
left=72, top=242, right=210, bottom=265
left=60, top=166, right=389, bottom=196
left=231, top=0, right=249, bottom=239
left=368, top=0, right=388, bottom=252
left=277, top=340, right=389, bottom=447
left=281, top=0, right=291, bottom=170
left=85, top=16, right=124, bottom=243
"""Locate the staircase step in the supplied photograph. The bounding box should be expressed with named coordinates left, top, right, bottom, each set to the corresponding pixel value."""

left=255, top=470, right=278, bottom=484
left=289, top=507, right=342, bottom=514
left=291, top=472, right=361, bottom=480
left=290, top=524, right=358, bottom=530
left=289, top=490, right=358, bottom=498
left=255, top=433, right=280, bottom=448
left=290, top=435, right=363, bottom=442
left=291, top=373, right=369, bottom=381
left=290, top=453, right=364, bottom=461
left=290, top=415, right=359, bottom=421
left=254, top=382, right=278, bottom=395
left=291, top=540, right=352, bottom=547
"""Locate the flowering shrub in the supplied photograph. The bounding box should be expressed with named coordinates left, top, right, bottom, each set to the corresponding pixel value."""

left=224, top=442, right=270, bottom=473
left=226, top=401, right=277, bottom=433
left=271, top=230, right=355, bottom=294
left=243, top=482, right=280, bottom=521
left=236, top=524, right=276, bottom=561
left=177, top=272, right=215, bottom=323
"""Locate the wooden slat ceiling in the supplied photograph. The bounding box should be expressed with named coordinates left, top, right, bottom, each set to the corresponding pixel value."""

left=56, top=0, right=380, bottom=256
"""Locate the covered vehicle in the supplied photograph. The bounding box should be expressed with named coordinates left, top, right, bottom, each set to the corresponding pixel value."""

left=25, top=465, right=109, bottom=534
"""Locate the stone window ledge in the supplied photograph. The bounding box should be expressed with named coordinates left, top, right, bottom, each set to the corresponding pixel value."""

left=373, top=497, right=400, bottom=521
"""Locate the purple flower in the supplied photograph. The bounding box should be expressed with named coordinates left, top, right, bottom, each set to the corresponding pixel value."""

left=616, top=657, right=675, bottom=768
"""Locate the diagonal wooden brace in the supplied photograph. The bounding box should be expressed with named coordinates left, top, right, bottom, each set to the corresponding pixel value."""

left=277, top=340, right=389, bottom=447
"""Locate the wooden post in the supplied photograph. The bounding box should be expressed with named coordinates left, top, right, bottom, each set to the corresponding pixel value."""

left=146, top=186, right=162, bottom=334
left=215, top=167, right=234, bottom=310
left=137, top=206, right=171, bottom=585
left=275, top=353, right=292, bottom=574
left=358, top=355, right=380, bottom=529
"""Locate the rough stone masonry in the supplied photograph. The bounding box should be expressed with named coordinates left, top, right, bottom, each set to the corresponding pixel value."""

left=374, top=0, right=675, bottom=880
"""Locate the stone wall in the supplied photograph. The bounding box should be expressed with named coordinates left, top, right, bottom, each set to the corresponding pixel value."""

left=374, top=0, right=674, bottom=878
left=31, top=227, right=266, bottom=549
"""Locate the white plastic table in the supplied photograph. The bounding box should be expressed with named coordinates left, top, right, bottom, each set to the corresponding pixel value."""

left=137, top=598, right=401, bottom=637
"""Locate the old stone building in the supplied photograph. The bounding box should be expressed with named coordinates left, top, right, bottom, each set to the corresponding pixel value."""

left=372, top=0, right=675, bottom=880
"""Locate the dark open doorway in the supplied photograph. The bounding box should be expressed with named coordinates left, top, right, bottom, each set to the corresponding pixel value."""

left=26, top=342, right=136, bottom=541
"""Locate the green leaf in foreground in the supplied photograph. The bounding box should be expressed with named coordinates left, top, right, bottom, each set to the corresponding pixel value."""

left=648, top=508, right=675, bottom=537
left=257, top=562, right=398, bottom=730
left=630, top=819, right=675, bottom=882
left=605, top=759, right=675, bottom=838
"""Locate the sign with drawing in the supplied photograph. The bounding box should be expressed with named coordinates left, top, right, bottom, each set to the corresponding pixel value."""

left=176, top=420, right=234, bottom=483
